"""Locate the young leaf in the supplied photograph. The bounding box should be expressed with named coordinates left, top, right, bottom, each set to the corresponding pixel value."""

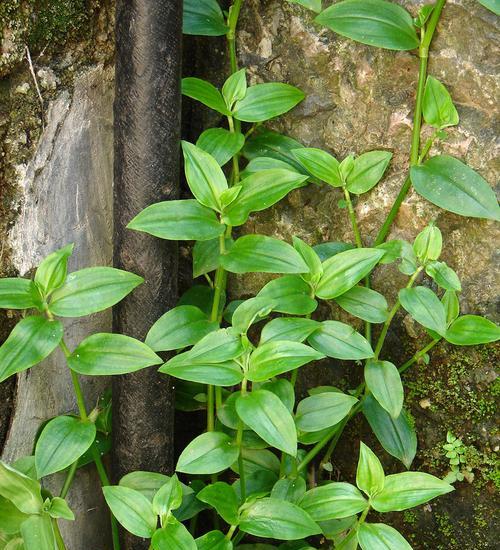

left=413, top=224, right=442, bottom=263
left=308, top=320, right=374, bottom=360
left=0, top=316, right=63, bottom=383
left=292, top=148, right=342, bottom=187
left=183, top=0, right=229, bottom=36
left=363, top=395, right=417, bottom=469
left=339, top=155, right=355, bottom=181
left=345, top=151, right=392, bottom=194
left=399, top=286, right=447, bottom=336
left=49, top=267, right=143, bottom=317
left=68, top=333, right=162, bottom=376
left=334, top=286, right=389, bottom=323
left=442, top=289, right=460, bottom=326
left=152, top=518, right=197, bottom=550
left=239, top=497, right=321, bottom=540
left=257, top=275, right=317, bottom=315
left=0, top=461, right=42, bottom=515
left=231, top=297, right=274, bottom=334
left=248, top=340, right=325, bottom=382
left=19, top=514, right=56, bottom=550
left=222, top=68, right=247, bottom=108
left=293, top=236, right=323, bottom=282
left=195, top=530, right=233, bottom=550
left=127, top=199, right=225, bottom=241
left=260, top=317, right=320, bottom=344
left=46, top=497, right=75, bottom=520
left=234, top=83, right=305, bottom=123
left=261, top=378, right=295, bottom=412
left=358, top=522, right=412, bottom=550
left=176, top=432, right=239, bottom=475
left=221, top=169, right=308, bottom=226
left=236, top=390, right=298, bottom=456
left=299, top=482, right=368, bottom=521
left=425, top=261, right=461, bottom=291
left=445, top=315, right=500, bottom=345
left=34, top=243, right=74, bottom=296
left=152, top=475, right=183, bottom=518
left=103, top=486, right=157, bottom=538
left=286, top=0, right=322, bottom=14
left=35, top=416, right=96, bottom=478
left=316, top=0, right=419, bottom=51
left=145, top=305, right=217, bottom=352
left=423, top=76, right=459, bottom=129
left=316, top=248, right=384, bottom=299
left=197, top=482, right=239, bottom=525
left=0, top=278, right=41, bottom=310
left=410, top=155, right=500, bottom=221
left=182, top=141, right=228, bottom=211
left=182, top=77, right=231, bottom=115
left=364, top=360, right=404, bottom=419
left=196, top=128, right=245, bottom=166
left=356, top=442, right=385, bottom=497
left=221, top=235, right=309, bottom=274
left=371, top=472, right=454, bottom=512
left=295, top=392, right=358, bottom=432
left=119, top=471, right=172, bottom=501
left=182, top=328, right=243, bottom=363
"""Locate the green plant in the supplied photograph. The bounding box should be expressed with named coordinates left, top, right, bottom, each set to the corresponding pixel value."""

left=442, top=432, right=474, bottom=484
left=0, top=0, right=499, bottom=549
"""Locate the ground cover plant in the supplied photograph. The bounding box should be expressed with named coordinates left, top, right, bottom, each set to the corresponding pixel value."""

left=0, top=0, right=499, bottom=548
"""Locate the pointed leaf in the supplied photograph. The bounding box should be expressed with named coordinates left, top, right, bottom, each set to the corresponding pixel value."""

left=0, top=278, right=40, bottom=310
left=445, top=315, right=500, bottom=345
left=423, top=76, right=459, bottom=129
left=295, top=392, right=358, bottom=432
left=308, top=320, right=373, bottom=360
left=0, top=461, right=42, bottom=515
left=222, top=68, right=247, bottom=108
left=257, top=275, right=317, bottom=315
left=346, top=151, right=392, bottom=194
left=364, top=360, right=404, bottom=418
left=260, top=317, right=320, bottom=344
left=358, top=523, right=412, bottom=550
left=182, top=78, right=231, bottom=115
left=183, top=0, right=229, bottom=36
left=292, top=148, right=341, bottom=187
left=152, top=518, right=197, bottom=550
left=19, top=514, right=56, bottom=550
left=197, top=482, right=239, bottom=525
left=196, top=128, right=245, bottom=166
left=335, top=286, right=388, bottom=323
left=399, top=286, right=447, bottom=336
left=195, top=530, right=233, bottom=550
left=34, top=243, right=74, bottom=296
left=176, top=432, right=239, bottom=474
left=356, top=442, right=385, bottom=497
left=299, top=482, right=368, bottom=521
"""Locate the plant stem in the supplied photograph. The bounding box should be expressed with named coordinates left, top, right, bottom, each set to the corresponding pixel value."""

left=52, top=519, right=67, bottom=550
left=374, top=0, right=446, bottom=246
left=227, top=0, right=244, bottom=76
left=235, top=378, right=248, bottom=501
left=399, top=338, right=440, bottom=374
left=343, top=186, right=363, bottom=248
left=59, top=460, right=78, bottom=499
left=226, top=525, right=238, bottom=540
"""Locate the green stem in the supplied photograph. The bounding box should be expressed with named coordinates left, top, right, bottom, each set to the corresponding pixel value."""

left=343, top=186, right=363, bottom=248
left=399, top=338, right=440, bottom=374
left=52, top=519, right=67, bottom=550
left=226, top=525, right=238, bottom=540
left=227, top=0, right=244, bottom=75
left=59, top=460, right=78, bottom=499
left=235, top=378, right=248, bottom=500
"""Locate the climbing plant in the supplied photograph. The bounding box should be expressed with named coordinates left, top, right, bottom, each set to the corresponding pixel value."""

left=0, top=1, right=499, bottom=549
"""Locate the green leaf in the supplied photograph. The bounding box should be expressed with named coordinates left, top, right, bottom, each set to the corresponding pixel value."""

left=442, top=289, right=460, bottom=326
left=177, top=432, right=238, bottom=475
left=182, top=78, right=231, bottom=115
left=68, top=333, right=162, bottom=376
left=243, top=156, right=302, bottom=176
left=413, top=224, right=442, bottom=263
left=0, top=278, right=40, bottom=310
left=193, top=238, right=230, bottom=278
left=239, top=497, right=321, bottom=540
left=222, top=169, right=308, bottom=226
left=119, top=471, right=171, bottom=501
left=0, top=496, right=29, bottom=534
left=19, top=514, right=56, bottom=550
left=308, top=320, right=373, bottom=360
left=182, top=328, right=243, bottom=362
left=478, top=0, right=500, bottom=15
left=128, top=199, right=225, bottom=241
left=34, top=243, right=74, bottom=297
left=182, top=141, right=228, bottom=211
left=315, top=0, right=419, bottom=51
left=46, top=497, right=74, bottom=520
left=334, top=286, right=388, bottom=323
left=178, top=285, right=220, bottom=317
left=222, top=68, right=247, bottom=109
left=313, top=241, right=354, bottom=262
left=271, top=477, right=307, bottom=504
left=161, top=357, right=243, bottom=386
left=356, top=442, right=385, bottom=498
left=4, top=537, right=25, bottom=550
left=295, top=392, right=357, bottom=432
left=183, top=0, right=229, bottom=36
left=175, top=482, right=209, bottom=522
left=445, top=315, right=500, bottom=345
left=196, top=128, right=245, bottom=166
left=257, top=275, right=317, bottom=315
left=292, top=237, right=323, bottom=283
left=339, top=155, right=355, bottom=180
left=286, top=0, right=322, bottom=13
left=103, top=486, right=157, bottom=538
left=363, top=395, right=416, bottom=469
left=260, top=379, right=295, bottom=412
left=152, top=518, right=197, bottom=550
left=49, top=267, right=143, bottom=317
left=0, top=316, right=63, bottom=383
left=425, top=261, right=461, bottom=291
left=292, top=148, right=341, bottom=187
left=195, top=530, right=233, bottom=550
left=0, top=462, right=42, bottom=514
left=221, top=235, right=309, bottom=274
left=152, top=475, right=183, bottom=518
left=422, top=76, right=459, bottom=129
left=236, top=390, right=298, bottom=456
left=371, top=472, right=454, bottom=512
left=399, top=286, right=447, bottom=336
left=146, top=305, right=217, bottom=352
left=248, top=341, right=324, bottom=382
left=234, top=83, right=305, bottom=123
left=316, top=248, right=384, bottom=299
left=35, top=416, right=96, bottom=478
left=358, top=523, right=412, bottom=550
left=197, top=482, right=239, bottom=525
left=346, top=151, right=392, bottom=194
left=260, top=317, right=319, bottom=344
left=299, top=482, right=368, bottom=521
left=410, top=155, right=500, bottom=221
left=232, top=297, right=274, bottom=334
left=364, top=360, right=403, bottom=419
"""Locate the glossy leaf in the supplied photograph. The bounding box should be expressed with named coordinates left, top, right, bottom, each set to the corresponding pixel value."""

left=128, top=199, right=225, bottom=241
left=364, top=360, right=404, bottom=419
left=257, top=275, right=317, bottom=315
left=152, top=519, right=197, bottom=550
left=308, top=320, right=373, bottom=360
left=176, top=432, right=239, bottom=474
left=232, top=297, right=274, bottom=334
left=35, top=416, right=96, bottom=478
left=335, top=286, right=389, bottom=323
left=243, top=156, right=302, bottom=176
left=271, top=477, right=307, bottom=504
left=445, top=315, right=500, bottom=345
left=152, top=476, right=183, bottom=521
left=0, top=316, right=63, bottom=383
left=0, top=278, right=40, bottom=310
left=442, top=289, right=460, bottom=326
left=197, top=482, right=239, bottom=525
left=239, top=497, right=321, bottom=540
left=161, top=357, right=243, bottom=386
left=49, top=267, right=143, bottom=317
left=19, top=514, right=56, bottom=550
left=193, top=238, right=226, bottom=278
left=425, top=261, right=461, bottom=291
left=295, top=392, right=357, bottom=432
left=423, top=76, right=459, bottom=129
left=410, top=155, right=500, bottom=221
left=236, top=390, right=297, bottom=456
left=399, top=286, right=447, bottom=336
left=413, top=224, right=442, bottom=263
left=68, top=333, right=162, bottom=376
left=260, top=317, right=320, bottom=344
left=292, top=148, right=341, bottom=187
left=358, top=523, right=412, bottom=550
left=119, top=471, right=172, bottom=501
left=222, top=68, right=247, bottom=108
left=315, top=0, right=419, bottom=51
left=0, top=496, right=29, bottom=534
left=182, top=78, right=231, bottom=115
left=183, top=0, right=228, bottom=36
left=0, top=461, right=42, bottom=515
left=233, top=83, right=305, bottom=123
left=293, top=236, right=323, bottom=282
left=299, top=482, right=368, bottom=521
left=221, top=235, right=309, bottom=274
left=346, top=151, right=392, bottom=194
left=46, top=497, right=75, bottom=520
left=195, top=530, right=233, bottom=550
left=197, top=128, right=245, bottom=166
left=356, top=442, right=385, bottom=497
left=34, top=243, right=74, bottom=296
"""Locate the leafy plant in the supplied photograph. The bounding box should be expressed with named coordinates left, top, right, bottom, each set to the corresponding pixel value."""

left=0, top=1, right=499, bottom=549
